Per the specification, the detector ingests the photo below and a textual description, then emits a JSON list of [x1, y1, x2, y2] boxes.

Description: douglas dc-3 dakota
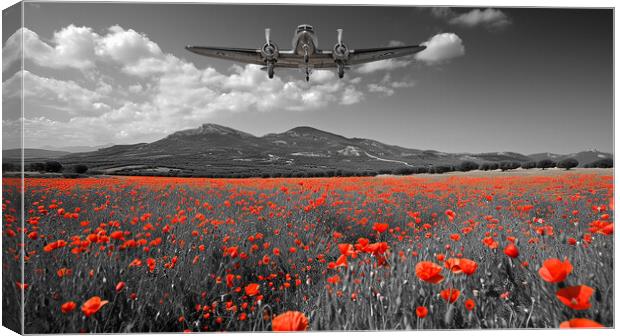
[[186, 24, 426, 81]]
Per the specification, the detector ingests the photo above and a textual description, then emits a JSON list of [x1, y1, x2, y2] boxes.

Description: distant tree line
[[112, 157, 606, 178], [584, 158, 613, 168], [2, 161, 89, 176], [2, 157, 614, 178]]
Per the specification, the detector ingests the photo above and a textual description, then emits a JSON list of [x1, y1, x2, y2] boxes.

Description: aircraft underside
[[186, 25, 425, 82]]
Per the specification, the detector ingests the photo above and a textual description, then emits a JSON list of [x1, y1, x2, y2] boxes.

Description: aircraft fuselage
[[293, 26, 318, 58]]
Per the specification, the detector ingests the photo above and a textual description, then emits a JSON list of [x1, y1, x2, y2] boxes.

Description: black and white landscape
[[4, 123, 613, 177]]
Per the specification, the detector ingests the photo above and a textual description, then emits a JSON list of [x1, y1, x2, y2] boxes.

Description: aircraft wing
[[186, 44, 427, 69], [347, 45, 426, 65], [185, 46, 264, 65]]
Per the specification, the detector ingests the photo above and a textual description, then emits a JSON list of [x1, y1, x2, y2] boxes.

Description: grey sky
[[2, 3, 613, 154]]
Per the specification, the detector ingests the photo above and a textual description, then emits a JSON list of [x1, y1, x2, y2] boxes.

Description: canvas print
[[1, 1, 614, 334]]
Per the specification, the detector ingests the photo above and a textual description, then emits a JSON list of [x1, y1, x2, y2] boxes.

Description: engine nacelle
[[332, 43, 349, 61], [261, 42, 279, 61]]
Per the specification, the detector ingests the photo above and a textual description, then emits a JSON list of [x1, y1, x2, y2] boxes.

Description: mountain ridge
[[3, 123, 613, 176]]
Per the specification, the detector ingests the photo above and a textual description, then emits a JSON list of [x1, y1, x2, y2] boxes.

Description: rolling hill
[[3, 148, 71, 160]]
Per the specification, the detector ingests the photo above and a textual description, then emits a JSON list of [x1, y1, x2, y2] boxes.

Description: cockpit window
[[297, 25, 314, 32]]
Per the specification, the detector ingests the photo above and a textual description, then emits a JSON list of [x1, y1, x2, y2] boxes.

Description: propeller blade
[[265, 28, 271, 44], [337, 28, 343, 45]]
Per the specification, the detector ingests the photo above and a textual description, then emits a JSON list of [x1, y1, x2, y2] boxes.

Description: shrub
[[536, 159, 556, 170], [2, 162, 19, 172], [499, 161, 521, 171], [432, 165, 452, 174], [557, 158, 579, 170], [394, 167, 414, 175], [521, 161, 537, 169], [458, 161, 479, 172], [44, 161, 63, 173], [73, 164, 89, 174], [588, 158, 613, 168], [28, 162, 46, 172], [413, 166, 429, 174]]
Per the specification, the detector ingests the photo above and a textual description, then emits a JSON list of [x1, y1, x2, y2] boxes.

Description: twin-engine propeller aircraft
[[186, 24, 426, 81]]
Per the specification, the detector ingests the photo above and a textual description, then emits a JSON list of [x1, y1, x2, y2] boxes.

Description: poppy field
[[1, 171, 614, 333]]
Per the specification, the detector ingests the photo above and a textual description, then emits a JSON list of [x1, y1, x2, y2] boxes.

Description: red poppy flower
[[43, 239, 67, 252], [459, 258, 478, 275], [445, 209, 456, 221], [338, 243, 354, 256], [147, 258, 156, 272], [464, 298, 475, 311], [245, 283, 260, 296], [363, 242, 389, 255], [334, 254, 348, 268], [225, 246, 239, 258], [110, 231, 125, 240], [128, 258, 142, 267], [225, 274, 235, 288], [81, 296, 109, 317], [327, 275, 340, 284], [372, 223, 389, 233], [556, 285, 594, 310], [559, 318, 603, 328], [538, 258, 573, 283], [355, 238, 370, 251], [415, 261, 444, 284], [57, 268, 72, 278], [445, 258, 477, 275], [272, 311, 309, 331], [416, 306, 428, 318], [445, 258, 463, 273], [503, 244, 519, 258], [440, 288, 461, 303], [61, 301, 77, 313]]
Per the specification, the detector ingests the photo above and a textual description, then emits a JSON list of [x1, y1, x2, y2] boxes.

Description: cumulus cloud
[[430, 7, 511, 30], [2, 29, 21, 71], [366, 73, 414, 96], [391, 80, 415, 88], [3, 71, 112, 123], [2, 26, 99, 71], [430, 7, 454, 19], [449, 9, 511, 29], [367, 83, 395, 96], [355, 33, 465, 74], [95, 25, 163, 64], [415, 33, 465, 64], [356, 58, 412, 74], [341, 86, 364, 105]]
